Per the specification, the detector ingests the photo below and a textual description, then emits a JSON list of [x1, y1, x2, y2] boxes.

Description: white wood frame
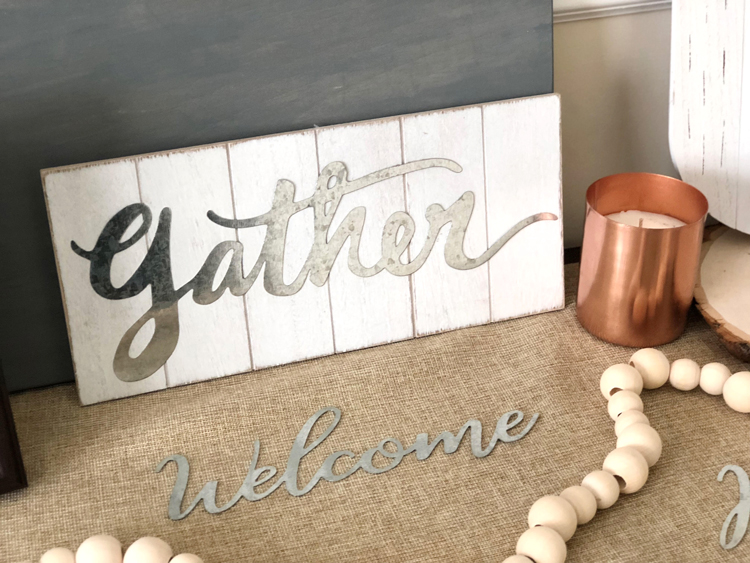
[[43, 94, 564, 405]]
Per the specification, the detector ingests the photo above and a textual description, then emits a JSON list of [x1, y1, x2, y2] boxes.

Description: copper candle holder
[[577, 173, 709, 347]]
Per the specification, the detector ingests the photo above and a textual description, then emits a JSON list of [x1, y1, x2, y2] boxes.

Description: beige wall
[[555, 9, 676, 247]]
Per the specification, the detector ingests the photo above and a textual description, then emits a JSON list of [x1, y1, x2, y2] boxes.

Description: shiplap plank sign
[[43, 94, 564, 405]]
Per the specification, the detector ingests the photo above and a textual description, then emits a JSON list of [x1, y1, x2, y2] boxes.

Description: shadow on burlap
[[1, 265, 749, 562]]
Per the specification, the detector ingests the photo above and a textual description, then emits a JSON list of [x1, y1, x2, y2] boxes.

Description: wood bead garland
[[500, 557, 535, 563], [500, 349, 750, 562], [527, 495, 578, 541], [669, 358, 701, 391], [75, 535, 122, 563], [39, 548, 75, 563], [170, 556, 205, 563], [614, 409, 649, 437], [40, 536, 203, 563], [559, 486, 597, 525], [123, 537, 173, 563], [700, 363, 732, 395], [602, 447, 649, 494], [515, 526, 567, 563], [581, 470, 620, 509], [600, 364, 643, 399], [616, 422, 662, 467], [723, 371, 750, 413], [629, 348, 670, 389], [607, 390, 644, 420]]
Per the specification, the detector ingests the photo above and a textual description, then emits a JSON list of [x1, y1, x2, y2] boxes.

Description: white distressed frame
[[669, 0, 750, 234]]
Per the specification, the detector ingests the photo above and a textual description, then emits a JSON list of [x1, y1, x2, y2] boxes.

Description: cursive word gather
[[156, 407, 539, 520], [71, 159, 558, 383], [718, 465, 750, 549]]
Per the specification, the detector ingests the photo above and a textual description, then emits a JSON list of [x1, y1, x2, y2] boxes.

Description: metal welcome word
[[156, 407, 539, 520], [71, 159, 557, 384], [719, 465, 750, 549]]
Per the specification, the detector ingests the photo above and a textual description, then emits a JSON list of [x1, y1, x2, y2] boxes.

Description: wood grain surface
[[230, 132, 336, 370], [695, 226, 750, 363], [317, 120, 414, 352]]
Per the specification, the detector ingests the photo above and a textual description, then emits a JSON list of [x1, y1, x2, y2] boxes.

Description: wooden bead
[[629, 348, 670, 389], [170, 556, 204, 563], [607, 390, 644, 420], [616, 422, 662, 466], [700, 362, 732, 395], [527, 495, 578, 541], [40, 548, 75, 563], [581, 470, 620, 509], [501, 556, 535, 563], [600, 364, 643, 399], [669, 358, 701, 391], [76, 535, 122, 563], [560, 485, 597, 525], [723, 371, 750, 413], [614, 409, 650, 437], [516, 526, 567, 563], [602, 447, 649, 494], [123, 537, 173, 563]]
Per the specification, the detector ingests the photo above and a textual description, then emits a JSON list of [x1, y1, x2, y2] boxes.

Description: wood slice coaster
[[695, 226, 750, 362]]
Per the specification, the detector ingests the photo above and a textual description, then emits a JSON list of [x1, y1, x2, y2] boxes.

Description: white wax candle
[[605, 210, 686, 229]]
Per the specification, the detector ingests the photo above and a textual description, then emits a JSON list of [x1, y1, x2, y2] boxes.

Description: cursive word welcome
[[156, 407, 539, 520], [718, 465, 750, 549], [71, 159, 557, 383]]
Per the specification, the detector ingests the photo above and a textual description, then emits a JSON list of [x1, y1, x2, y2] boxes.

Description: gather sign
[[71, 159, 556, 384], [43, 94, 564, 405]]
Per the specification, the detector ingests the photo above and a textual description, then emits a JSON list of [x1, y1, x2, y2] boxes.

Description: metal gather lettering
[[71, 159, 558, 383]]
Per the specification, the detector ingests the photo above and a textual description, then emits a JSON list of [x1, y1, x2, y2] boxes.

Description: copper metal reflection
[[577, 173, 708, 347]]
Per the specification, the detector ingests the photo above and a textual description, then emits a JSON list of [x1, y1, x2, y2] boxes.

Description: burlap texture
[[1, 264, 749, 562]]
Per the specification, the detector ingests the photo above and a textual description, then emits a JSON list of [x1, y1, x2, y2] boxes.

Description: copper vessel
[[577, 173, 708, 347]]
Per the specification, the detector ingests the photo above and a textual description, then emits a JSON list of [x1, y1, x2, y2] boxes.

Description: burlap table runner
[[2, 265, 748, 562]]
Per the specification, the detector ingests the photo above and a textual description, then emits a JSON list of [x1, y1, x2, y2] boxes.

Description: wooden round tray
[[694, 226, 750, 363]]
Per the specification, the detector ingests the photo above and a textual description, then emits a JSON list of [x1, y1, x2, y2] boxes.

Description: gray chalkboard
[[0, 0, 552, 392]]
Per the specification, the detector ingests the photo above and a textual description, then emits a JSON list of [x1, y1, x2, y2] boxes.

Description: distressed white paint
[[43, 161, 168, 405], [403, 106, 491, 335], [483, 96, 564, 320], [738, 0, 750, 233], [669, 0, 750, 234], [43, 94, 564, 404], [316, 120, 414, 351], [137, 148, 252, 386], [229, 132, 335, 368]]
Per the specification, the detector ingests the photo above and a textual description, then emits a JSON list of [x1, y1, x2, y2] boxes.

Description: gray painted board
[[0, 0, 552, 391]]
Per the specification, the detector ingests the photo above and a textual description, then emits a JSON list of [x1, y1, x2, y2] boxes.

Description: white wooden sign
[[43, 94, 564, 405], [669, 0, 750, 234]]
